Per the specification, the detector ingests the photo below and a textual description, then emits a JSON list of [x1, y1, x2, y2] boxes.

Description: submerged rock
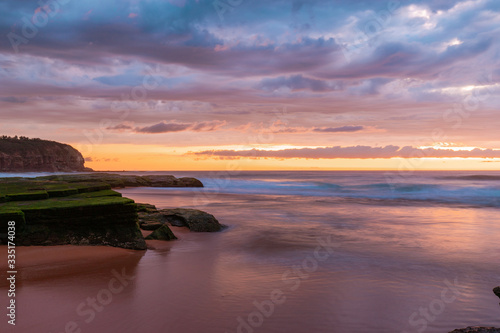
[[449, 327, 500, 333], [160, 208, 224, 232], [493, 286, 500, 299], [145, 225, 177, 241]]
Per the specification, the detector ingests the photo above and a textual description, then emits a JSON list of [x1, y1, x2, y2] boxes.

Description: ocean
[[2, 170, 500, 332]]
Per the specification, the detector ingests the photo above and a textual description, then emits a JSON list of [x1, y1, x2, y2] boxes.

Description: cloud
[[313, 125, 364, 133], [348, 78, 393, 96], [135, 122, 191, 133], [0, 96, 27, 103], [234, 124, 367, 134], [321, 38, 492, 81], [192, 146, 500, 159], [190, 120, 226, 131], [94, 74, 147, 87], [271, 127, 307, 133], [106, 124, 134, 131], [133, 120, 226, 134], [258, 75, 335, 92]]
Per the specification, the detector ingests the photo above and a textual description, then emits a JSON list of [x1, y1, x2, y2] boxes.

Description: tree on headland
[[1, 135, 42, 141]]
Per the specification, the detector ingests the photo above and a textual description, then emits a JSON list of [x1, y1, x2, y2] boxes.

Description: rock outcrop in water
[[137, 204, 224, 234], [493, 286, 500, 299], [0, 136, 92, 172], [161, 208, 224, 232], [145, 225, 177, 241]]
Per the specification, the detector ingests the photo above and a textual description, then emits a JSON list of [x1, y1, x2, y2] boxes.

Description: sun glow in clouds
[[431, 83, 499, 95], [448, 38, 463, 47], [407, 5, 431, 19]]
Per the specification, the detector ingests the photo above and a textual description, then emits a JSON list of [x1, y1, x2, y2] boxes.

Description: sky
[[1, 0, 500, 171]]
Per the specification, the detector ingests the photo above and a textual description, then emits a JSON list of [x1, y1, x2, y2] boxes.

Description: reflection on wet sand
[[0, 245, 145, 333], [0, 245, 145, 285]]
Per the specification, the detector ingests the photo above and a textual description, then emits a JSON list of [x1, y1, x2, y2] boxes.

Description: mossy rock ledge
[[0, 174, 205, 249]]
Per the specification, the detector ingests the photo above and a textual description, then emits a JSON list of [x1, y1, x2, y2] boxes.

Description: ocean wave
[[439, 175, 500, 181], [198, 177, 500, 208]]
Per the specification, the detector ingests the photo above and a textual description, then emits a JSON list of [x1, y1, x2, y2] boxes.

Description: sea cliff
[[0, 136, 91, 172]]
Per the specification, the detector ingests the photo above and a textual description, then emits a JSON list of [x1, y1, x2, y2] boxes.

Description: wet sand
[[0, 245, 143, 286], [0, 226, 190, 286]]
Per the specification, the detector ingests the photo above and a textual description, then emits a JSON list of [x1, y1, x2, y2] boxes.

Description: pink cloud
[[192, 146, 500, 159]]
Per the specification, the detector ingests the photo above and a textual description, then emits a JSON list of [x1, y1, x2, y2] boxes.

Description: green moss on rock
[[0, 178, 146, 249], [6, 191, 49, 201], [0, 173, 205, 249], [145, 224, 177, 241], [0, 209, 26, 245]]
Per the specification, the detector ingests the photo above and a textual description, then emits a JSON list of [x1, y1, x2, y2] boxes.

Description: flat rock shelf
[[0, 173, 205, 249]]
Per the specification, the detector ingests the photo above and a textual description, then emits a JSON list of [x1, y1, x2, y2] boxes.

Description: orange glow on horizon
[[79, 144, 500, 171]]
